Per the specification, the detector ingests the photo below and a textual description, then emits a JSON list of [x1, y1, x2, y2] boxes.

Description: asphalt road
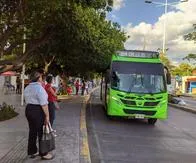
[[87, 89, 196, 163]]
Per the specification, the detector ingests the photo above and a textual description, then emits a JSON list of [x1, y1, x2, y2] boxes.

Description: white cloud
[[124, 0, 196, 64], [111, 14, 117, 20], [113, 0, 125, 10]]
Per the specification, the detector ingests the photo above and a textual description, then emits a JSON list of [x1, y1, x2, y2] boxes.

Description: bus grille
[[121, 99, 159, 107], [123, 109, 156, 116], [144, 102, 159, 107], [120, 99, 136, 105]]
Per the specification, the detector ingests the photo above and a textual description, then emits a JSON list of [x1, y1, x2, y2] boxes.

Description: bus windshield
[[111, 61, 166, 94]]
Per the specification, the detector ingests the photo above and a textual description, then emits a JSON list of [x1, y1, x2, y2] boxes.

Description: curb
[[180, 94, 196, 99], [57, 95, 72, 100], [169, 103, 196, 114], [79, 87, 99, 163]]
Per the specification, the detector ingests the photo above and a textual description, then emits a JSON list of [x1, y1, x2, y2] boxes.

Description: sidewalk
[[169, 103, 196, 114], [0, 93, 27, 162], [181, 93, 196, 99], [0, 92, 88, 163]]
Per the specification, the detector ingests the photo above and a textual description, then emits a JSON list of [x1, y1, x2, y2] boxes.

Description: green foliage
[[183, 53, 196, 65], [159, 53, 175, 73], [25, 2, 126, 75], [0, 0, 126, 76], [184, 24, 196, 42], [160, 54, 171, 68], [172, 63, 194, 76], [184, 24, 196, 66], [0, 102, 18, 121]]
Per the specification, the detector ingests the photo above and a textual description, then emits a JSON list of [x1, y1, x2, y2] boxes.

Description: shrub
[[0, 102, 18, 121]]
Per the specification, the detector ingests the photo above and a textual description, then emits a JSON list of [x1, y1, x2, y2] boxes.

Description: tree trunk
[[43, 56, 55, 73], [44, 63, 49, 73]]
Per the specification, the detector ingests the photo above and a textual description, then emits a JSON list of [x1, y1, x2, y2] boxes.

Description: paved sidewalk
[[0, 93, 86, 163], [0, 93, 27, 162], [181, 93, 196, 98]]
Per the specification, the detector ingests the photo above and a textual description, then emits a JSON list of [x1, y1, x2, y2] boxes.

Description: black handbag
[[40, 123, 55, 154]]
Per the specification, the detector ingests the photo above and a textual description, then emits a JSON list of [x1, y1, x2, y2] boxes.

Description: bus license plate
[[135, 114, 145, 119]]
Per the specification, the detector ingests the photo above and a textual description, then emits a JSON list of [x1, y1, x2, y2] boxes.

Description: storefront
[[182, 76, 196, 94], [187, 78, 196, 94]]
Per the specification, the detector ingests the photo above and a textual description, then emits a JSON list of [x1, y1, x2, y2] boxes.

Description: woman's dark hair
[[46, 75, 53, 84], [30, 72, 41, 82]]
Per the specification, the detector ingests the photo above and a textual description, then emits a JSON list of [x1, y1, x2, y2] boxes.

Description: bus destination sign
[[116, 50, 159, 58]]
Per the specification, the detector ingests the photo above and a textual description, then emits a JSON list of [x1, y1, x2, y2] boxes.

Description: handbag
[[40, 123, 55, 154]]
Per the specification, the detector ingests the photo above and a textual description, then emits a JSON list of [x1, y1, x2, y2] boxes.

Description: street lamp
[[145, 0, 188, 54]]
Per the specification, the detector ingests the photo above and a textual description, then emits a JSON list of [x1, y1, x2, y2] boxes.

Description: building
[[182, 76, 196, 94]]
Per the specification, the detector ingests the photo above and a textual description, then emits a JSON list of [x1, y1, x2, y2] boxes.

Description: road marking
[[80, 87, 98, 163], [89, 96, 105, 163], [80, 96, 91, 163]]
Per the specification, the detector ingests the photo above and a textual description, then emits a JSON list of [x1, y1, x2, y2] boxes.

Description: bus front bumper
[[107, 98, 168, 120]]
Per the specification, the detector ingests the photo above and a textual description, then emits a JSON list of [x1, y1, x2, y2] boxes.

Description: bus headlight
[[159, 100, 167, 108], [111, 96, 122, 105]]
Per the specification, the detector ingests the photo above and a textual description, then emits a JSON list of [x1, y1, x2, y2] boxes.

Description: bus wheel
[[107, 115, 116, 120], [148, 118, 157, 125], [106, 112, 115, 120]]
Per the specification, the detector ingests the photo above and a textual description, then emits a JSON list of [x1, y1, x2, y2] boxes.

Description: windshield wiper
[[147, 91, 154, 96]]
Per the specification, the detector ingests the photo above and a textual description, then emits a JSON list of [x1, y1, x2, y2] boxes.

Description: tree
[[184, 24, 196, 65], [24, 2, 126, 76], [184, 24, 196, 43], [183, 53, 196, 65], [0, 0, 59, 73], [0, 0, 116, 73], [172, 63, 193, 76], [159, 52, 175, 72]]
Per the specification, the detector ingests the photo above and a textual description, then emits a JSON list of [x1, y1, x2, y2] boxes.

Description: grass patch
[[0, 102, 18, 121]]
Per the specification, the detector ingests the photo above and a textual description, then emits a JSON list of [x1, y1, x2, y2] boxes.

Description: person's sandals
[[41, 153, 55, 160], [52, 130, 57, 137], [29, 152, 39, 158]]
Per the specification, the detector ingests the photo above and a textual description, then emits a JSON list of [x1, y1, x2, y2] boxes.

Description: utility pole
[[162, 0, 168, 54], [145, 0, 188, 54], [21, 28, 26, 106], [143, 35, 147, 50]]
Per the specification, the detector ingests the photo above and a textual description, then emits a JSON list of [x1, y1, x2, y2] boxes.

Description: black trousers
[[76, 87, 79, 95], [25, 104, 46, 156], [81, 88, 85, 96], [48, 102, 56, 126]]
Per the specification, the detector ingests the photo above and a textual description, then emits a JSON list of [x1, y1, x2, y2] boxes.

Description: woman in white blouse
[[24, 71, 54, 160]]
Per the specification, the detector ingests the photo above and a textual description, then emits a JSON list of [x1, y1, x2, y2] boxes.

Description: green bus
[[101, 50, 171, 125]]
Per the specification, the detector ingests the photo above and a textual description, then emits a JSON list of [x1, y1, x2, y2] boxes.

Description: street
[[87, 89, 196, 163]]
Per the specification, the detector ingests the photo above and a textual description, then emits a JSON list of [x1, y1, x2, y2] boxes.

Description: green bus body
[[101, 50, 169, 122]]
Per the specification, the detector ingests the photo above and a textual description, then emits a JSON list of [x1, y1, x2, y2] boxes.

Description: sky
[[108, 0, 196, 65]]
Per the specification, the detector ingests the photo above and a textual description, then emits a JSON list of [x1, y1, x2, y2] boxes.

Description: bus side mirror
[[105, 69, 110, 83], [166, 72, 171, 85], [164, 66, 171, 85]]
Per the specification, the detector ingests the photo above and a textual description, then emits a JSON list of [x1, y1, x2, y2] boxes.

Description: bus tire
[[107, 115, 116, 120], [148, 118, 157, 125], [106, 109, 115, 120]]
